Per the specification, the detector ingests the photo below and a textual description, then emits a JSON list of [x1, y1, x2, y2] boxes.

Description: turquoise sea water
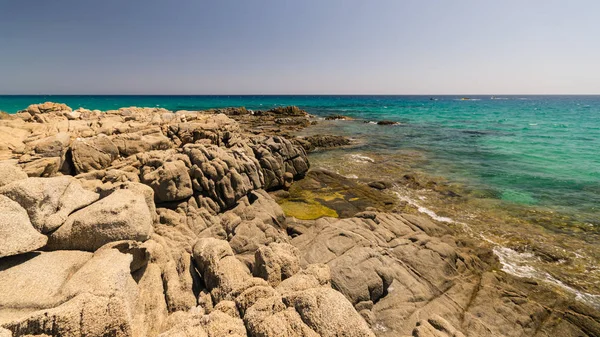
[[2, 95, 599, 226]]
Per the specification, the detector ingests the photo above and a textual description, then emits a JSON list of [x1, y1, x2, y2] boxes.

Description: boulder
[[19, 156, 62, 177], [110, 129, 172, 157], [282, 287, 375, 337], [47, 189, 153, 251], [0, 195, 47, 258], [253, 242, 301, 287], [0, 161, 27, 187], [141, 160, 193, 202], [28, 132, 71, 158], [0, 176, 99, 233], [3, 293, 134, 337], [0, 247, 139, 337], [192, 238, 252, 302], [250, 136, 309, 190], [20, 102, 72, 115], [185, 144, 263, 211], [71, 134, 119, 174], [298, 134, 351, 152]]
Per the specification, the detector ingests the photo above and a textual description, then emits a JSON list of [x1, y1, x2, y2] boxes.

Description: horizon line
[[1, 93, 600, 96]]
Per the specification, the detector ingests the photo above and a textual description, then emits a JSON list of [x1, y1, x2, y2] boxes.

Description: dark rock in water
[[377, 120, 399, 125], [296, 134, 351, 152], [211, 107, 250, 116], [367, 181, 390, 190], [325, 114, 353, 120]]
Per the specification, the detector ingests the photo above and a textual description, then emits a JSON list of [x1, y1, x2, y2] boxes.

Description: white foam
[[494, 246, 600, 309], [393, 191, 460, 225], [350, 154, 375, 163]]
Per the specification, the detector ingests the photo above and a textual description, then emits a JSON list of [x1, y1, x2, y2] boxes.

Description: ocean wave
[[350, 154, 375, 163]]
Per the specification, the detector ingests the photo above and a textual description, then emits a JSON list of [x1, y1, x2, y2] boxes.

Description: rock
[[3, 293, 134, 337], [277, 264, 331, 294], [243, 296, 320, 337], [110, 129, 172, 157], [71, 134, 119, 174], [141, 159, 193, 202], [159, 310, 247, 337], [376, 120, 399, 125], [20, 102, 72, 115], [0, 176, 99, 233], [0, 161, 27, 187], [409, 315, 465, 337], [28, 132, 71, 159], [250, 136, 309, 190], [192, 238, 252, 302], [19, 157, 61, 177], [282, 287, 375, 337], [253, 243, 301, 287], [0, 195, 47, 258], [47, 189, 153, 251], [324, 115, 353, 120], [219, 190, 289, 262], [367, 180, 390, 190], [0, 248, 138, 336], [267, 106, 306, 116], [298, 134, 351, 152], [185, 144, 263, 211]]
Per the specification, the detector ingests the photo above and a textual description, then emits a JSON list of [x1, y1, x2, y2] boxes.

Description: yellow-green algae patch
[[278, 189, 341, 220], [278, 200, 338, 220]]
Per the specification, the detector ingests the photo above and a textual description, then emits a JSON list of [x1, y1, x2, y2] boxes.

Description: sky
[[0, 0, 599, 95]]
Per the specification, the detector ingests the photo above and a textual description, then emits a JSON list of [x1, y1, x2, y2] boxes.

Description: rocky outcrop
[[0, 102, 598, 337]]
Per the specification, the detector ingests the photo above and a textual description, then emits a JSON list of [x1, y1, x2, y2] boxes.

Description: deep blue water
[[1, 95, 599, 225]]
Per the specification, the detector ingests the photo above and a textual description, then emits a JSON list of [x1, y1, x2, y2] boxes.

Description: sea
[[2, 95, 599, 306]]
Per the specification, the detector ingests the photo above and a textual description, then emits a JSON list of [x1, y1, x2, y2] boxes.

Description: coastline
[[0, 102, 598, 336], [294, 118, 600, 306]]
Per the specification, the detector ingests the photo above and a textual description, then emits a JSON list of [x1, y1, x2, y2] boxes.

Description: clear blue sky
[[1, 0, 599, 94]]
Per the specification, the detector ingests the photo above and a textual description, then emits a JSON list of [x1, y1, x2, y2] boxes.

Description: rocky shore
[[0, 102, 599, 337]]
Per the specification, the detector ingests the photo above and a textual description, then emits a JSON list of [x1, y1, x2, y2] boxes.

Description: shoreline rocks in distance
[[0, 102, 597, 337]]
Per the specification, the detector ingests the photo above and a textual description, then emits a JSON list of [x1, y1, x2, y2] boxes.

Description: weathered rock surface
[[71, 134, 119, 173], [297, 134, 351, 152], [47, 189, 153, 251], [0, 176, 99, 233], [0, 195, 47, 258], [0, 161, 28, 187]]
